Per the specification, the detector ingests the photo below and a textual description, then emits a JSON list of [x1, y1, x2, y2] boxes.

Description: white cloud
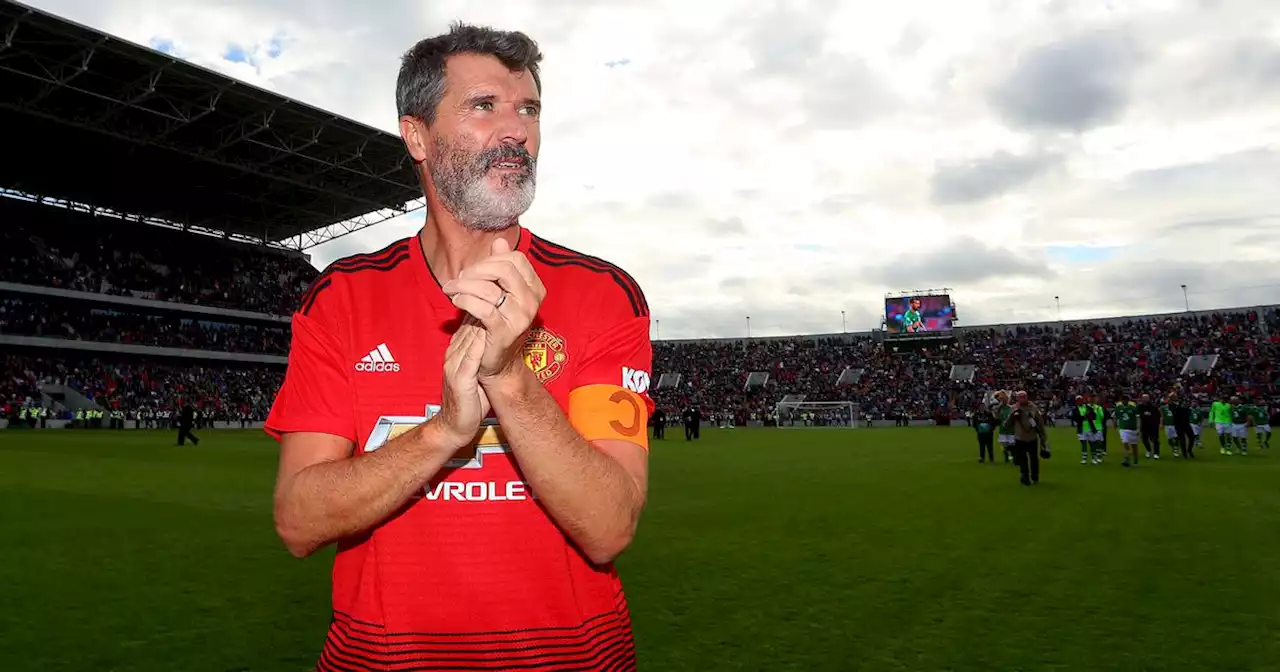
[[26, 0, 1280, 337]]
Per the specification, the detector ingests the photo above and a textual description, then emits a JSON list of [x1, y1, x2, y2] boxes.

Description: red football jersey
[[266, 226, 653, 670]]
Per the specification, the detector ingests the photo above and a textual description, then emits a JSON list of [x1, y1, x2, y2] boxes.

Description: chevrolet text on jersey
[[424, 480, 536, 501], [355, 343, 400, 372], [623, 366, 650, 394]]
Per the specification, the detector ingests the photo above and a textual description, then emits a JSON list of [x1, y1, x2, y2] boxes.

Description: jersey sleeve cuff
[[263, 419, 357, 444]]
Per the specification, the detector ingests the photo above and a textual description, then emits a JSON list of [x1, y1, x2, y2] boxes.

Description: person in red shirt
[[265, 23, 653, 671]]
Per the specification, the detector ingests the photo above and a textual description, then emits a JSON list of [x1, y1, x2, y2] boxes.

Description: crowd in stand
[[1, 356, 45, 414], [2, 354, 281, 422], [0, 298, 289, 355], [5, 305, 1276, 427], [1, 197, 316, 315], [1, 199, 1275, 427], [4, 304, 1277, 425], [650, 308, 1280, 425]]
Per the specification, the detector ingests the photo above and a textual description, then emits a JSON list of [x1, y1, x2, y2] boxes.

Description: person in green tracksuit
[[1210, 395, 1233, 455], [1229, 396, 1250, 455], [1250, 402, 1271, 449], [1113, 395, 1141, 468], [1091, 395, 1108, 459], [1190, 406, 1206, 448], [1157, 401, 1172, 458], [1070, 394, 1104, 464], [1162, 401, 1177, 458], [993, 391, 1015, 463]]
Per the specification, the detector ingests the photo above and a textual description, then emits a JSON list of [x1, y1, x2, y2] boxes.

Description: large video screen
[[885, 294, 955, 335]]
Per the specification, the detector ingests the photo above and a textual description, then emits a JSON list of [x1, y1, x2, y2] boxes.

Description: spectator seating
[[1, 196, 316, 316], [1, 206, 1274, 429], [652, 307, 1280, 424]]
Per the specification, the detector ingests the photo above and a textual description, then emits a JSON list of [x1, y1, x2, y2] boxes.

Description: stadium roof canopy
[[0, 0, 424, 250]]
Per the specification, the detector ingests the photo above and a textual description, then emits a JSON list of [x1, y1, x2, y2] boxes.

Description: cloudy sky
[[26, 0, 1280, 338]]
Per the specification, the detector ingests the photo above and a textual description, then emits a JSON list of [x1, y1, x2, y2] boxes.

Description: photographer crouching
[[1002, 390, 1050, 486]]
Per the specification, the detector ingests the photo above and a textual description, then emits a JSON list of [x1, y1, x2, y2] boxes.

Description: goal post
[[774, 400, 858, 427]]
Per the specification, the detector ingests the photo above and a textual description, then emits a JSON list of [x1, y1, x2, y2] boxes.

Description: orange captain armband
[[568, 384, 650, 450]]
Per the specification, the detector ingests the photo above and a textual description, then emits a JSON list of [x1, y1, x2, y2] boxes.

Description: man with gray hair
[[1004, 390, 1049, 486], [266, 23, 652, 669]]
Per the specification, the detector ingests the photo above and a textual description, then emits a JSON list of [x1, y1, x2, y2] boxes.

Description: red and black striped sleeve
[[264, 240, 412, 442], [528, 236, 654, 447]]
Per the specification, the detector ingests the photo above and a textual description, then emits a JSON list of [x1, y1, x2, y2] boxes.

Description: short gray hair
[[396, 22, 543, 125]]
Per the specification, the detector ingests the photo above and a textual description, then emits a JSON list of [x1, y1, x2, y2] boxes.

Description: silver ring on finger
[[495, 292, 509, 309]]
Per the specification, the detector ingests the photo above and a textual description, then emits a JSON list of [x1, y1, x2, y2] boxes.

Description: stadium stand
[[650, 307, 1280, 427], [0, 296, 290, 354], [0, 0, 420, 429], [1, 198, 318, 315], [1, 2, 1276, 435]]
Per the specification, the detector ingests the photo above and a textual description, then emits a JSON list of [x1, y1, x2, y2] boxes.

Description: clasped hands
[[436, 238, 547, 446]]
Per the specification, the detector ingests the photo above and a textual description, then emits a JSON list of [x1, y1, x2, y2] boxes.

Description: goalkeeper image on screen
[[903, 298, 926, 333]]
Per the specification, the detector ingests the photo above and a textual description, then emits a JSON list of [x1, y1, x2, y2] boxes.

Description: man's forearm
[[485, 368, 644, 565], [274, 420, 460, 557]]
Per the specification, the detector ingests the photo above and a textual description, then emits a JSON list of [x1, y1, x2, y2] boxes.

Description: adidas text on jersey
[[356, 343, 400, 372]]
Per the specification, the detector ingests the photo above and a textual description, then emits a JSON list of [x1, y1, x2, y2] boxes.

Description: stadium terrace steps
[[39, 383, 99, 412]]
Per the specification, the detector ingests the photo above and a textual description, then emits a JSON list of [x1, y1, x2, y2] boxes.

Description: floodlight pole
[[1181, 284, 1189, 312], [841, 310, 846, 333], [746, 316, 751, 339], [655, 319, 660, 340], [1055, 295, 1061, 321]]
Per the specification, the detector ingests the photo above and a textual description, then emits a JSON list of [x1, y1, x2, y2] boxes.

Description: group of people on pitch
[[978, 390, 1274, 477], [1068, 392, 1272, 466], [974, 390, 1051, 486]]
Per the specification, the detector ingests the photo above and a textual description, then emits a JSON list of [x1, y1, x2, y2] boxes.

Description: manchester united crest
[[523, 327, 568, 384]]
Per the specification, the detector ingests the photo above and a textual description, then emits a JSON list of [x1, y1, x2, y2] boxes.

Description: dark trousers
[[654, 423, 665, 439], [177, 426, 199, 446], [1013, 439, 1040, 483], [684, 423, 699, 440], [1141, 430, 1159, 455], [977, 433, 994, 461], [1175, 425, 1195, 457]]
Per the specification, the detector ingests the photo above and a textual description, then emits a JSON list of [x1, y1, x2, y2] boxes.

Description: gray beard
[[428, 137, 537, 231]]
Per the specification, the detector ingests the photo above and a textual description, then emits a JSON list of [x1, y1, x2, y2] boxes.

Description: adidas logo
[[356, 343, 400, 372]]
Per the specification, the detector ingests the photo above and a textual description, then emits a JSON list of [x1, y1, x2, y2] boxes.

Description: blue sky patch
[[1046, 245, 1119, 264], [222, 35, 286, 70], [223, 44, 251, 64], [149, 38, 176, 55]]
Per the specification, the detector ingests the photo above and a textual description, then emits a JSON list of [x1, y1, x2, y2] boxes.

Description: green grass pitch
[[1, 425, 1278, 671]]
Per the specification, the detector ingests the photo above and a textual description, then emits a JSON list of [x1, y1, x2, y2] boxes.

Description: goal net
[[774, 400, 857, 427]]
